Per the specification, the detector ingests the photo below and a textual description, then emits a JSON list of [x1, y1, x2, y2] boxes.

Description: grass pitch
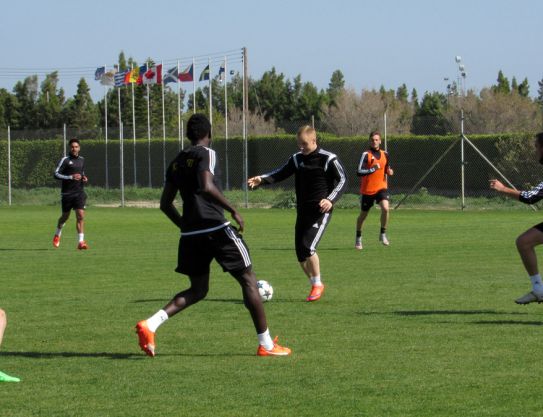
[[1, 206, 542, 416]]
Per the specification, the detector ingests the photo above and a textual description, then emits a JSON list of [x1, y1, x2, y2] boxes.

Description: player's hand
[[386, 167, 394, 176], [82, 176, 88, 183], [72, 173, 82, 181], [232, 210, 245, 233], [374, 163, 381, 170], [489, 179, 505, 192], [247, 176, 262, 189], [319, 199, 333, 213]]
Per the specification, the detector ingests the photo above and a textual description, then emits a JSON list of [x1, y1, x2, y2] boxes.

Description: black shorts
[[61, 192, 87, 212], [295, 211, 332, 262], [533, 223, 543, 233], [176, 225, 252, 276], [360, 189, 389, 212]]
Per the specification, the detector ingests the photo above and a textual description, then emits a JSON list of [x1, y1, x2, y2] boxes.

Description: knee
[[0, 309, 6, 324], [76, 213, 84, 221], [191, 283, 209, 301], [516, 235, 531, 251]]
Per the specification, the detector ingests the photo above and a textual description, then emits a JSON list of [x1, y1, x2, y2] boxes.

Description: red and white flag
[[142, 64, 162, 84]]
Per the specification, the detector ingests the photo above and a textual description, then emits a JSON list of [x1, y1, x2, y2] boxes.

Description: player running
[[0, 308, 20, 382], [135, 114, 290, 357], [247, 126, 347, 302], [490, 132, 543, 305], [52, 138, 89, 250], [355, 131, 393, 250]]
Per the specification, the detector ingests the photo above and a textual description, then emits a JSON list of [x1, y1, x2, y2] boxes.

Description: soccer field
[[1, 206, 543, 416]]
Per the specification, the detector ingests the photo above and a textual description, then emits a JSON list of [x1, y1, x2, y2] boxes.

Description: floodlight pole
[[7, 126, 12, 206], [242, 47, 249, 209], [461, 109, 466, 210]]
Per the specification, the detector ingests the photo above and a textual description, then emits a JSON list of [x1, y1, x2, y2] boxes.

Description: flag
[[136, 65, 146, 85], [143, 64, 162, 85], [126, 67, 140, 84], [114, 70, 129, 87], [100, 70, 116, 86], [178, 64, 193, 82], [218, 64, 225, 82], [95, 66, 105, 81], [199, 65, 210, 81], [163, 66, 178, 84]]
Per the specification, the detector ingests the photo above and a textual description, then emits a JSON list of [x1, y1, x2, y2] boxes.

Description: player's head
[[535, 132, 543, 164], [369, 131, 381, 150], [297, 125, 317, 155], [187, 114, 212, 145], [69, 138, 80, 157]]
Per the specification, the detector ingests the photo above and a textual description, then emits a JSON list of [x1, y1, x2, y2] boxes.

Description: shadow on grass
[[0, 248, 49, 251], [0, 351, 254, 359], [394, 310, 528, 316], [471, 320, 543, 326]]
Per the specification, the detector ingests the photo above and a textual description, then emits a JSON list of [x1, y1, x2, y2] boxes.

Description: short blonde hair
[[297, 125, 317, 140]]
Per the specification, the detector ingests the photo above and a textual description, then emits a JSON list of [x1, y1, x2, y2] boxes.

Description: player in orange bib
[[355, 131, 393, 249]]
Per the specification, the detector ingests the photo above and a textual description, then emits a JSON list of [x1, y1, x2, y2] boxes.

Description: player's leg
[[378, 195, 390, 246], [53, 207, 70, 248], [75, 192, 88, 249], [0, 309, 20, 382], [355, 195, 372, 249], [514, 225, 543, 304]]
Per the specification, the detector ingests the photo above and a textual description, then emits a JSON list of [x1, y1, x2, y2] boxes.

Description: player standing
[[135, 114, 290, 357], [490, 132, 543, 304], [0, 308, 20, 382], [355, 131, 393, 250], [52, 138, 88, 250], [247, 126, 347, 302]]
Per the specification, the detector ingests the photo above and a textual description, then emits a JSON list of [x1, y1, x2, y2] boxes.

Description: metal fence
[[1, 112, 541, 210]]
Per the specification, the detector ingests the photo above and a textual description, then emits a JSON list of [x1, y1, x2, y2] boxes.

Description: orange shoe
[[52, 235, 60, 248], [257, 336, 291, 356], [306, 284, 324, 302], [135, 320, 156, 357], [77, 241, 88, 250]]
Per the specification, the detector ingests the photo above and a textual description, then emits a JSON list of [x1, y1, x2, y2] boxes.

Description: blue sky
[[1, 0, 541, 100]]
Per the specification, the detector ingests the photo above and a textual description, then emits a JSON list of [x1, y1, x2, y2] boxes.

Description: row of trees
[[1, 51, 542, 135]]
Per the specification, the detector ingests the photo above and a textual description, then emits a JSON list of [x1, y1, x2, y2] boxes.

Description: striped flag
[[178, 64, 193, 82], [114, 70, 129, 87], [199, 65, 210, 81]]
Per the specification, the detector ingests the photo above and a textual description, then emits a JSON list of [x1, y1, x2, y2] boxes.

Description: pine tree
[[327, 70, 345, 107], [511, 77, 518, 93], [65, 78, 97, 129], [493, 70, 511, 94], [36, 72, 64, 128], [396, 84, 408, 102], [537, 76, 543, 107], [518, 77, 530, 97]]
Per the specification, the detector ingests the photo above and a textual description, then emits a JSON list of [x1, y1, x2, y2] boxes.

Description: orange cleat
[[256, 336, 291, 356], [77, 241, 88, 250], [52, 235, 61, 248], [135, 320, 156, 357], [306, 284, 325, 302]]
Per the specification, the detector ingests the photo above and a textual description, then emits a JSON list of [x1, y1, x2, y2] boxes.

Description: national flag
[[178, 64, 193, 82], [218, 64, 225, 82], [143, 64, 162, 85], [125, 67, 140, 84], [95, 66, 105, 81], [163, 66, 178, 84], [136, 65, 146, 85], [100, 70, 116, 86], [114, 70, 129, 87], [199, 65, 210, 81]]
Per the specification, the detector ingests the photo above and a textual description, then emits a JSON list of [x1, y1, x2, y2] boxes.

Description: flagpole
[[224, 56, 229, 190], [104, 64, 109, 189], [192, 57, 196, 113], [242, 47, 248, 208], [161, 60, 166, 180], [120, 122, 125, 207], [117, 85, 123, 195], [208, 57, 212, 126], [131, 63, 137, 187], [146, 62, 152, 187], [177, 60, 181, 151]]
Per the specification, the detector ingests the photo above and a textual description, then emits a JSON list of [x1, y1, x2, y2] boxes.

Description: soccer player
[[490, 132, 543, 304], [135, 114, 290, 357], [0, 308, 20, 382], [247, 126, 347, 302], [355, 131, 394, 250], [52, 138, 89, 250]]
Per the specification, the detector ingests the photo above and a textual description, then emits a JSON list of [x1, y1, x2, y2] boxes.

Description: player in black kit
[[52, 138, 88, 250], [135, 114, 291, 357], [248, 126, 347, 302]]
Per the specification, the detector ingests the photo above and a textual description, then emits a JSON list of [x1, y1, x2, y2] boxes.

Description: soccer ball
[[257, 280, 274, 302]]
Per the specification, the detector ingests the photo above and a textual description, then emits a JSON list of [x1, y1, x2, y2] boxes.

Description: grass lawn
[[1, 206, 542, 416]]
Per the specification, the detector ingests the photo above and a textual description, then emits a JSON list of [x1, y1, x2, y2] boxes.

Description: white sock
[[310, 275, 322, 286], [78, 233, 84, 242], [146, 309, 168, 333], [55, 227, 63, 237], [530, 274, 543, 294], [258, 328, 274, 350]]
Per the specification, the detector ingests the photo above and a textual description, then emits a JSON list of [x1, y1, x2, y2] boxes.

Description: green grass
[[1, 207, 543, 416]]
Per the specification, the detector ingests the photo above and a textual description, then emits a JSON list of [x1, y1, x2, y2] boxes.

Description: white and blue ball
[[257, 280, 274, 302]]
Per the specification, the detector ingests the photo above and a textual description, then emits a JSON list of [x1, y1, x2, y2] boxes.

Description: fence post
[[383, 111, 388, 152], [460, 110, 465, 210], [120, 122, 125, 208], [63, 124, 67, 157], [7, 126, 12, 206]]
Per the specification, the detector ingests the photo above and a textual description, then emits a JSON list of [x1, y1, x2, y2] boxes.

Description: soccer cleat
[[306, 284, 325, 302], [515, 291, 543, 305], [52, 235, 60, 248], [0, 370, 20, 382], [256, 336, 291, 356], [355, 237, 363, 250], [77, 241, 88, 250], [380, 233, 390, 246], [135, 320, 156, 357]]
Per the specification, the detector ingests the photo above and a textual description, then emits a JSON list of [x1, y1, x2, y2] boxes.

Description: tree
[[327, 70, 345, 107], [251, 67, 288, 120], [412, 92, 449, 134], [65, 78, 97, 129], [36, 71, 64, 128], [511, 77, 518, 93], [537, 76, 543, 107], [396, 84, 408, 102], [13, 75, 38, 128], [411, 88, 419, 110], [518, 77, 530, 98], [493, 70, 511, 95]]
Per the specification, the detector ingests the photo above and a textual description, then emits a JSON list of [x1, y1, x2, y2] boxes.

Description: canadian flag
[[142, 64, 162, 84]]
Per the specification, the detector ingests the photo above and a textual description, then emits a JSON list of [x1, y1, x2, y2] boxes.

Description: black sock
[[356, 230, 361, 238], [380, 227, 386, 234]]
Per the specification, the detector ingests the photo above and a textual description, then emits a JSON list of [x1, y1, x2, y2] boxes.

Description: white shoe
[[355, 237, 363, 250], [515, 291, 543, 305], [379, 233, 390, 246]]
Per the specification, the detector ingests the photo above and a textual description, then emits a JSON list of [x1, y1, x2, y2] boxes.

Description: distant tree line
[[1, 51, 542, 136]]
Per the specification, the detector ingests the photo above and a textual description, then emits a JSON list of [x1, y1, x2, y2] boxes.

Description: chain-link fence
[[0, 112, 541, 210]]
